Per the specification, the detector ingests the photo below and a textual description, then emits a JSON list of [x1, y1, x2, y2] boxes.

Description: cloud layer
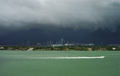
[[0, 0, 120, 31]]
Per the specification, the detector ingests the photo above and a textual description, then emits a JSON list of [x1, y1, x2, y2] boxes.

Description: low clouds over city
[[0, 0, 120, 44]]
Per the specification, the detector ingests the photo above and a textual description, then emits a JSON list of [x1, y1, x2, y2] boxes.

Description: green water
[[0, 51, 120, 76]]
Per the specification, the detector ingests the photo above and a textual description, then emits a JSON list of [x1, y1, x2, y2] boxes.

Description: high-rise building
[[27, 40, 30, 45], [59, 41, 60, 44], [56, 41, 58, 44], [47, 41, 49, 46], [50, 40, 52, 45], [37, 42, 40, 46], [64, 40, 65, 44], [31, 42, 33, 45], [61, 38, 63, 45]]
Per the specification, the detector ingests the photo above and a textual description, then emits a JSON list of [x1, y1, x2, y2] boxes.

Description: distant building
[[27, 48, 34, 51], [81, 43, 94, 46], [65, 43, 75, 46], [47, 41, 49, 46], [108, 44, 120, 46], [37, 42, 40, 46], [8, 47, 13, 50], [27, 40, 30, 45], [88, 48, 92, 51], [64, 40, 65, 44], [59, 41, 60, 44], [52, 44, 63, 47], [112, 48, 116, 50], [61, 38, 64, 45], [0, 47, 4, 50], [99, 48, 106, 51], [50, 40, 52, 46], [56, 41, 58, 44]]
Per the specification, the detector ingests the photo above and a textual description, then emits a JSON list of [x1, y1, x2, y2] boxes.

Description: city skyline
[[0, 37, 119, 46]]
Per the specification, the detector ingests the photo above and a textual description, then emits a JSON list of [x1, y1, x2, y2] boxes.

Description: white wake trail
[[26, 56, 105, 59]]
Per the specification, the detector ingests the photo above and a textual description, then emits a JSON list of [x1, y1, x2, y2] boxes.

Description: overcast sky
[[0, 0, 120, 45]]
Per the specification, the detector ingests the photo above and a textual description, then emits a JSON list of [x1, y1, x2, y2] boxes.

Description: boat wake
[[25, 56, 105, 59]]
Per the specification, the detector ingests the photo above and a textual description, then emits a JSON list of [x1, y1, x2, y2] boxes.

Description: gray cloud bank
[[0, 0, 120, 32]]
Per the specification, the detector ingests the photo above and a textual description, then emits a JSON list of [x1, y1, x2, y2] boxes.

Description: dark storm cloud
[[0, 0, 120, 34]]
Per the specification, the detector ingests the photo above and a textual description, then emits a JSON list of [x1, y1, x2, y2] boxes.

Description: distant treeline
[[0, 45, 120, 51]]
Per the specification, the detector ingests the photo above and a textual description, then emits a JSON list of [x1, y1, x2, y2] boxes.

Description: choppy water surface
[[0, 51, 120, 76]]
